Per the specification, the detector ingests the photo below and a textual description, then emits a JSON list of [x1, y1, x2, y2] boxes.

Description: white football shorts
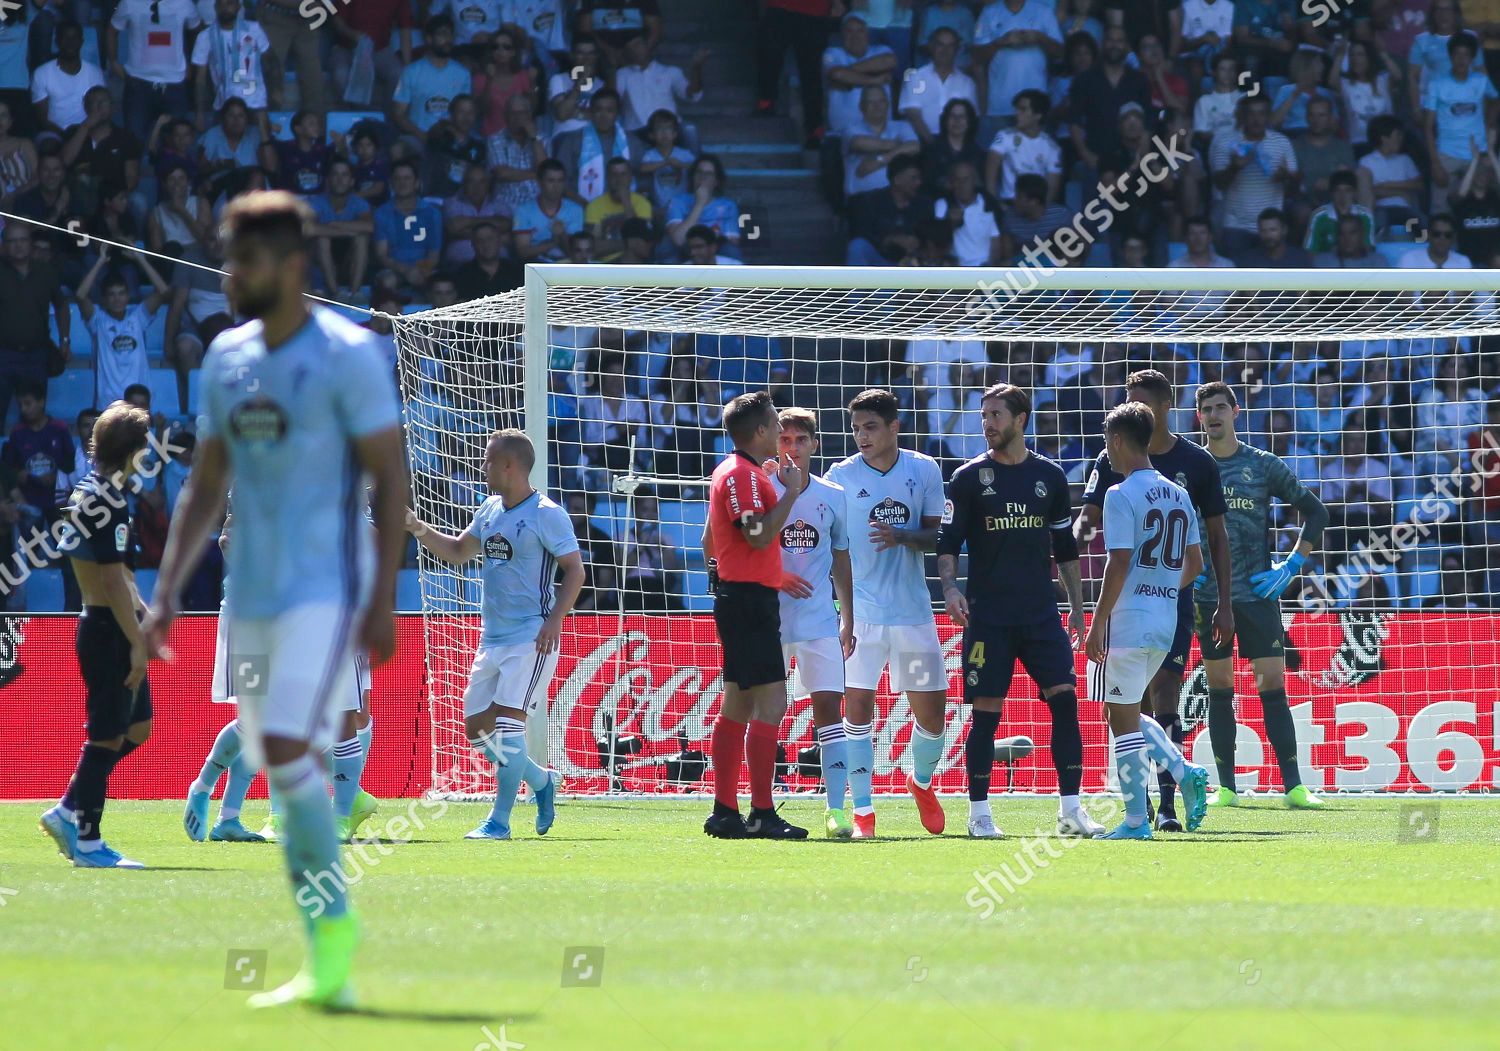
[[462, 641, 559, 719], [783, 636, 845, 698], [844, 619, 946, 695]]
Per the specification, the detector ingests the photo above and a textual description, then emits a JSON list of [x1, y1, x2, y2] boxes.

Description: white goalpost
[[394, 265, 1500, 800]]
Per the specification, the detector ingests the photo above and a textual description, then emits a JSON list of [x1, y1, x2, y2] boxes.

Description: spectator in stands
[[1173, 214, 1234, 266], [1100, 103, 1179, 259], [1357, 114, 1424, 227], [617, 215, 658, 263], [1331, 38, 1400, 150], [30, 20, 104, 137], [2, 377, 74, 542], [554, 88, 630, 202], [615, 32, 705, 133], [189, 0, 271, 136], [665, 153, 740, 257], [473, 27, 535, 138], [329, 0, 412, 110], [1232, 0, 1298, 78], [617, 489, 681, 611], [999, 172, 1074, 263], [1235, 207, 1313, 267], [426, 94, 487, 197], [683, 223, 736, 265], [147, 162, 213, 257], [514, 158, 585, 260], [649, 353, 722, 494], [563, 490, 618, 611], [60, 87, 142, 204], [1138, 32, 1189, 118], [350, 123, 390, 206], [1306, 171, 1376, 253], [1192, 52, 1243, 151], [310, 157, 374, 297], [1315, 213, 1392, 267], [548, 35, 604, 143], [922, 97, 984, 194], [1408, 0, 1478, 112], [257, 0, 327, 115], [1400, 211, 1471, 266], [1453, 146, 1500, 264], [361, 287, 400, 365], [1057, 0, 1104, 44], [432, 0, 502, 48], [159, 427, 193, 519], [426, 271, 460, 308], [164, 240, 231, 413], [823, 11, 897, 135], [566, 226, 597, 263], [88, 183, 144, 288], [76, 246, 170, 408], [454, 219, 522, 299], [843, 84, 919, 197], [198, 98, 262, 189], [1179, 0, 1233, 76], [586, 156, 651, 262], [754, 0, 834, 146], [1271, 49, 1335, 135], [1425, 32, 1497, 210], [575, 350, 648, 492], [1415, 354, 1487, 462], [12, 151, 79, 252], [149, 116, 201, 191], [846, 152, 931, 263], [374, 158, 444, 292], [394, 16, 473, 153], [1050, 31, 1096, 160], [72, 407, 98, 471], [985, 88, 1061, 203], [501, 0, 568, 70], [1423, 553, 1482, 608], [443, 161, 509, 265], [1292, 97, 1354, 222], [0, 100, 38, 208], [1321, 424, 1393, 560], [973, 0, 1062, 128], [899, 26, 977, 146], [579, 0, 662, 69], [934, 159, 1001, 267], [488, 92, 545, 209], [267, 110, 330, 195], [1068, 22, 1149, 173], [1211, 95, 1298, 257], [107, 0, 202, 142], [637, 108, 695, 210]]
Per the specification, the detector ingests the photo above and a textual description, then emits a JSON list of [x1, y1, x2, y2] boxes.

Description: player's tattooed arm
[[937, 553, 968, 626], [1056, 558, 1086, 650]]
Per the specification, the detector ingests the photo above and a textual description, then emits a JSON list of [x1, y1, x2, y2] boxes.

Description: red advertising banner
[[2, 611, 1497, 800]]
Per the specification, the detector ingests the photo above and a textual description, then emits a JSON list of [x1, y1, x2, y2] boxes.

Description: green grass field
[[2, 796, 1497, 1051]]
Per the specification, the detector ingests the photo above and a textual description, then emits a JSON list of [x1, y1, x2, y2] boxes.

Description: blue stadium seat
[[187, 368, 203, 417], [425, 571, 481, 612], [1167, 241, 1187, 262], [1376, 241, 1412, 266], [656, 499, 708, 552], [147, 368, 179, 415], [1400, 543, 1447, 608], [681, 569, 712, 612], [134, 569, 158, 604], [81, 26, 101, 67], [143, 303, 167, 354], [396, 568, 423, 611], [26, 568, 64, 611], [49, 369, 97, 422], [51, 303, 93, 358], [266, 111, 296, 141]]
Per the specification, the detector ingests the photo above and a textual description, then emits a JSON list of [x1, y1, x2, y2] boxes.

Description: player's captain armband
[[941, 499, 954, 525]]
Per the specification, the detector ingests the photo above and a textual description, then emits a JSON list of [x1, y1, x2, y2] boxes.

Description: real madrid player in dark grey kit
[[937, 385, 1102, 839], [1076, 370, 1233, 832], [1195, 381, 1330, 809], [38, 402, 155, 868]]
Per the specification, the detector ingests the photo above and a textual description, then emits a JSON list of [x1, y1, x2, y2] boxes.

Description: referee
[[701, 391, 809, 840], [39, 401, 155, 868]]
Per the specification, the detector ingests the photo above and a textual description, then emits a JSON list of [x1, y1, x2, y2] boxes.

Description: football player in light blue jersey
[[1084, 404, 1212, 840], [405, 429, 585, 841], [146, 192, 409, 1011], [772, 408, 856, 839], [823, 389, 949, 838]]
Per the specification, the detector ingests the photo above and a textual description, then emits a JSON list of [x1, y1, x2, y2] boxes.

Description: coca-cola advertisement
[[3, 611, 1497, 799]]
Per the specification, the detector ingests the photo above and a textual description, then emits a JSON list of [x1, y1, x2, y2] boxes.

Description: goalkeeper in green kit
[[1193, 382, 1331, 809]]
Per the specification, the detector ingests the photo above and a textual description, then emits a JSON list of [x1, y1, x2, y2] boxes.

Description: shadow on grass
[[335, 1007, 539, 1024]]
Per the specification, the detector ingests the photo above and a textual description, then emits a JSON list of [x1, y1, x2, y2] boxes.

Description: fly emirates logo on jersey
[[984, 502, 1046, 531], [1221, 486, 1257, 513]]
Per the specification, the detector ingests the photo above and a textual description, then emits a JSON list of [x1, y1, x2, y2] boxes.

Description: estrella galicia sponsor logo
[[484, 533, 513, 563], [870, 497, 911, 526], [780, 519, 819, 551], [110, 333, 138, 354], [228, 397, 289, 444]]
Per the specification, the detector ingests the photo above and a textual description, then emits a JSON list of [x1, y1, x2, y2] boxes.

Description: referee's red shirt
[[708, 450, 783, 587]]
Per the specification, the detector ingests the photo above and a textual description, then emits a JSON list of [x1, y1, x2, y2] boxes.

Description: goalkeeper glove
[[1249, 551, 1306, 599]]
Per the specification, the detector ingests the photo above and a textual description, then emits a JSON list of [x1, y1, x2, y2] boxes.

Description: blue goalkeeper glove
[[1249, 551, 1306, 599]]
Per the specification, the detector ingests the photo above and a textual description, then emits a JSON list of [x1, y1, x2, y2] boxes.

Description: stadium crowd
[[0, 0, 1496, 611]]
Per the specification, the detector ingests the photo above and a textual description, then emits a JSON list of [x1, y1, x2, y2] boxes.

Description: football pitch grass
[[2, 796, 1496, 1051]]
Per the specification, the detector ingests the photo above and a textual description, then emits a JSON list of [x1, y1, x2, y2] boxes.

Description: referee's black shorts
[[713, 580, 785, 690], [77, 606, 152, 739]]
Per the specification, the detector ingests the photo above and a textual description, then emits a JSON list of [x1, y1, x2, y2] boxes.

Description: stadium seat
[[326, 111, 386, 142], [147, 369, 179, 415], [1376, 241, 1411, 266], [681, 569, 712, 612], [1167, 241, 1187, 262], [25, 568, 64, 611], [51, 303, 93, 358], [266, 110, 296, 141], [81, 26, 101, 66], [1401, 543, 1447, 608], [143, 303, 168, 354], [133, 569, 158, 604], [396, 568, 423, 612], [656, 499, 708, 553], [187, 368, 203, 417], [49, 369, 97, 422]]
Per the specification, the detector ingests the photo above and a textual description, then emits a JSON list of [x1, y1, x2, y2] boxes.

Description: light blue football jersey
[[198, 307, 401, 620], [771, 473, 849, 644], [824, 449, 945, 627], [465, 489, 580, 648], [1102, 468, 1202, 650]]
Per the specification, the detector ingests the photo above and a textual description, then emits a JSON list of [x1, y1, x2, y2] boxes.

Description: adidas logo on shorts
[[1109, 686, 1122, 696]]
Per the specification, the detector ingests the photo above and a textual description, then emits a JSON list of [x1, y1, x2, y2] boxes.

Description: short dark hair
[[591, 87, 621, 109], [778, 407, 818, 438], [888, 153, 923, 181], [1330, 169, 1358, 191], [1104, 402, 1154, 452], [620, 216, 653, 242], [424, 13, 455, 35], [220, 190, 314, 258], [1125, 368, 1173, 403], [92, 401, 152, 477], [490, 427, 535, 470], [685, 223, 717, 246], [724, 390, 776, 445], [981, 383, 1031, 429], [1257, 207, 1286, 225], [848, 388, 899, 424], [123, 383, 151, 403], [1185, 215, 1212, 234], [606, 156, 632, 173], [1195, 380, 1237, 410], [1012, 88, 1050, 118], [1429, 211, 1458, 232], [101, 271, 128, 292], [1449, 30, 1479, 56], [389, 157, 420, 180], [1015, 173, 1047, 203], [1367, 114, 1403, 145], [14, 377, 46, 403], [537, 158, 567, 179]]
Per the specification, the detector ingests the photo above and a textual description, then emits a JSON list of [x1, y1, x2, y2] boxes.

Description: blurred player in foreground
[[405, 429, 583, 840], [1084, 404, 1212, 840], [146, 191, 408, 1011], [937, 385, 1101, 839], [1195, 381, 1329, 808]]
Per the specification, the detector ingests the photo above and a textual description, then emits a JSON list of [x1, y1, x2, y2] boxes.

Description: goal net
[[394, 266, 1500, 799]]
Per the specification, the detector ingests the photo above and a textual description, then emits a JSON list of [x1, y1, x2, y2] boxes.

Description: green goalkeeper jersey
[[1197, 441, 1328, 605]]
